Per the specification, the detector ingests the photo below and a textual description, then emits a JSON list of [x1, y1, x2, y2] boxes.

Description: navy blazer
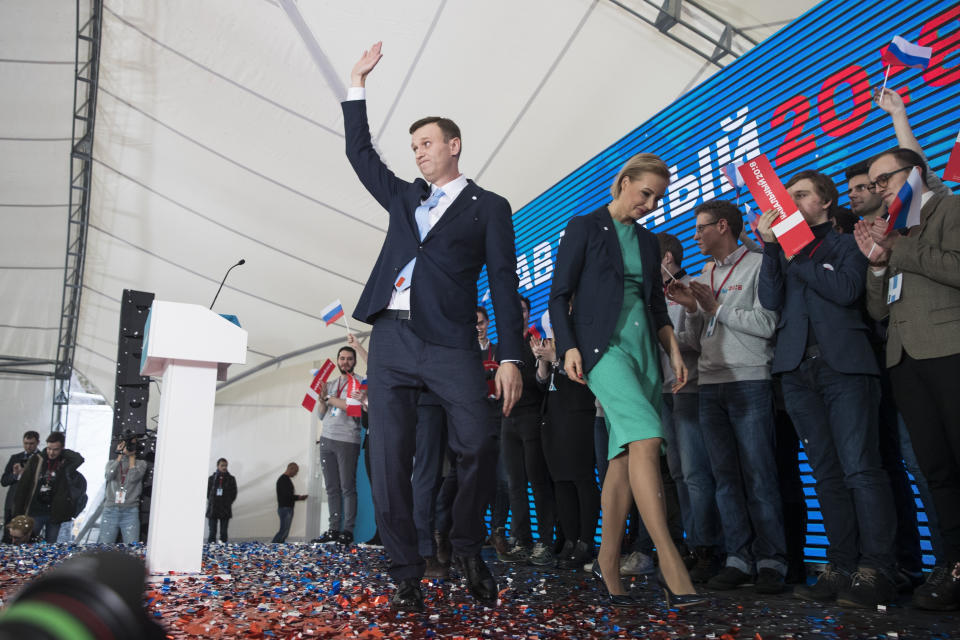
[[549, 206, 672, 374], [342, 100, 523, 361], [757, 225, 878, 376]]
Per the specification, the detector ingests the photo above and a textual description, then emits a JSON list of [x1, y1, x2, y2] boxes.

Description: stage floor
[[0, 542, 957, 638]]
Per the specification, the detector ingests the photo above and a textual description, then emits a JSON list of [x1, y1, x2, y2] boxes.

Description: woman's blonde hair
[[610, 153, 671, 200]]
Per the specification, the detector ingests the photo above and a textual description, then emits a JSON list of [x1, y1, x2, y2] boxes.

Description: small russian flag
[[885, 167, 924, 235], [321, 299, 344, 325], [721, 160, 745, 191], [527, 311, 553, 341], [881, 36, 932, 70], [744, 204, 765, 247], [359, 377, 368, 391]]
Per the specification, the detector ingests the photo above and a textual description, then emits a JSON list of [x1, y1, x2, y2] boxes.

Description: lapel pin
[[472, 196, 477, 200], [603, 226, 609, 231]]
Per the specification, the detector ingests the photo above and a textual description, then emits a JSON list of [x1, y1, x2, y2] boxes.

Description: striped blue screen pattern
[[480, 0, 959, 565]]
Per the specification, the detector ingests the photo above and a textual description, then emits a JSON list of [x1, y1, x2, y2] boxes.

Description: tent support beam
[[52, 0, 103, 432]]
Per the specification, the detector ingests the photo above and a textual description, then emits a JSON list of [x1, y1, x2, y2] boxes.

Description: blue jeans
[[272, 507, 294, 543], [782, 359, 894, 574], [99, 505, 140, 543], [29, 514, 62, 543], [699, 380, 786, 574], [665, 392, 722, 548]]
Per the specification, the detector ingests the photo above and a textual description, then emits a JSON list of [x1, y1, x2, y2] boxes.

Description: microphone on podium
[[210, 259, 245, 310]]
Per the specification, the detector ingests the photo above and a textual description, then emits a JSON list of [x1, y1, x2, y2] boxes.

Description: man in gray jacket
[[668, 199, 786, 594], [98, 438, 147, 543]]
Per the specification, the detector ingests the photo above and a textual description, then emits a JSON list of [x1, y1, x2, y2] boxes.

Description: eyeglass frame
[[694, 219, 721, 234], [867, 166, 912, 193]]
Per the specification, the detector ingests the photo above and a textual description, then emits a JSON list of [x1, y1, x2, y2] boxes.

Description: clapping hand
[[689, 281, 719, 316], [530, 337, 556, 362], [665, 281, 697, 313], [854, 219, 890, 265]]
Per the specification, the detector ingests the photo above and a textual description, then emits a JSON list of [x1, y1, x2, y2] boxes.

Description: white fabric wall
[[210, 360, 326, 541]]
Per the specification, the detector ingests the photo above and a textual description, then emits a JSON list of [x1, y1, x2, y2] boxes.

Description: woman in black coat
[[206, 458, 237, 543]]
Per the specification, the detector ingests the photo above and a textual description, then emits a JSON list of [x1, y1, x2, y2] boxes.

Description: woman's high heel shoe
[[592, 561, 639, 607], [657, 569, 707, 609]]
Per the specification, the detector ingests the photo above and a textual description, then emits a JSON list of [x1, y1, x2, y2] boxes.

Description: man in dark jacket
[[206, 457, 238, 543], [2, 430, 40, 543], [270, 462, 306, 543], [13, 432, 84, 543]]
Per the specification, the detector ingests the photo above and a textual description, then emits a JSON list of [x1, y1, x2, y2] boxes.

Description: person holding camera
[[98, 437, 147, 543], [2, 431, 40, 543], [13, 432, 85, 543]]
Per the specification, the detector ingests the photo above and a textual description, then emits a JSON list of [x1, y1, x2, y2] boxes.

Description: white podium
[[140, 300, 247, 575]]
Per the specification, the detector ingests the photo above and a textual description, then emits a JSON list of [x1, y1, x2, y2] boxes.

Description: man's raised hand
[[351, 41, 383, 87]]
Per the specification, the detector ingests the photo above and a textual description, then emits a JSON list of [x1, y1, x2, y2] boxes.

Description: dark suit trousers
[[413, 403, 447, 557], [891, 351, 960, 564], [367, 317, 497, 581]]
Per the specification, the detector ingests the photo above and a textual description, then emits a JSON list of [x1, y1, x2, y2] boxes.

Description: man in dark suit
[[855, 147, 960, 611], [757, 170, 895, 609], [342, 41, 523, 611], [1, 430, 40, 543]]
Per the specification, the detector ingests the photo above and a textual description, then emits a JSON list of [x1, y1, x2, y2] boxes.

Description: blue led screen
[[480, 0, 959, 565]]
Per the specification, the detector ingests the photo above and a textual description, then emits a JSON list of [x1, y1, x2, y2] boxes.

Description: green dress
[[586, 219, 663, 460]]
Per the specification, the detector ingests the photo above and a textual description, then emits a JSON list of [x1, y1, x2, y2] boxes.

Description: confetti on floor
[[0, 542, 958, 639]]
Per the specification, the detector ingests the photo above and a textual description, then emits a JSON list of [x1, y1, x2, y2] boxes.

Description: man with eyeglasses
[[667, 199, 786, 594], [854, 147, 960, 612]]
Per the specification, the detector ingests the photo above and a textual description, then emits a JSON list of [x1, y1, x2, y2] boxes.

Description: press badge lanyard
[[329, 377, 350, 417], [710, 250, 749, 299], [116, 462, 128, 504]]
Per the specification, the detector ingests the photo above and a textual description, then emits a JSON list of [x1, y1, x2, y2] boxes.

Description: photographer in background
[[13, 432, 84, 543], [99, 436, 147, 544], [1, 431, 40, 543]]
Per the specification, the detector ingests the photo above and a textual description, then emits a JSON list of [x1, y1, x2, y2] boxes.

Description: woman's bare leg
[[597, 453, 632, 595]]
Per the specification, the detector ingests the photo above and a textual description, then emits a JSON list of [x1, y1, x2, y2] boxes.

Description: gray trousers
[[319, 436, 361, 533]]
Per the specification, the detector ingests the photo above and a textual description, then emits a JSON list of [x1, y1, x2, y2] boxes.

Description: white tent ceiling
[[1, 0, 818, 425]]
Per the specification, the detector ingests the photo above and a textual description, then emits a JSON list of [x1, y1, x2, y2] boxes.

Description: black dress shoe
[[592, 560, 639, 607], [391, 578, 425, 612], [455, 553, 498, 603], [423, 555, 450, 579]]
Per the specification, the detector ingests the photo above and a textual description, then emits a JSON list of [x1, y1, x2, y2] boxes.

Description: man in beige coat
[[854, 147, 960, 611]]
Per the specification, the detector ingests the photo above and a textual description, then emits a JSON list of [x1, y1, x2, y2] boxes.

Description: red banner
[[301, 359, 336, 412], [945, 129, 960, 182], [738, 155, 815, 257]]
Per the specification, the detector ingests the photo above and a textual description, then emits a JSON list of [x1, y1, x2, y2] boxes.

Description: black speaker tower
[[112, 289, 155, 447]]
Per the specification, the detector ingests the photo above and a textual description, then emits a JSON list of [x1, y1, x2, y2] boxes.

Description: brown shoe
[[487, 527, 509, 556]]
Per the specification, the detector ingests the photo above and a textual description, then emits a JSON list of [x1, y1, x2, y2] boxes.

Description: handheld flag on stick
[[881, 36, 933, 69], [721, 160, 746, 192], [301, 359, 336, 412], [321, 299, 345, 326], [878, 36, 932, 104], [744, 204, 765, 247], [884, 167, 924, 235], [527, 311, 553, 342]]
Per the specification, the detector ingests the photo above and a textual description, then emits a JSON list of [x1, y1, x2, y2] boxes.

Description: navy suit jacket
[[757, 225, 878, 376], [549, 206, 672, 374], [342, 100, 523, 361]]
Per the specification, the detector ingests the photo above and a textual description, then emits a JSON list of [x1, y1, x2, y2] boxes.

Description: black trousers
[[208, 517, 229, 542], [367, 318, 497, 581], [501, 410, 555, 545], [890, 351, 960, 565]]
